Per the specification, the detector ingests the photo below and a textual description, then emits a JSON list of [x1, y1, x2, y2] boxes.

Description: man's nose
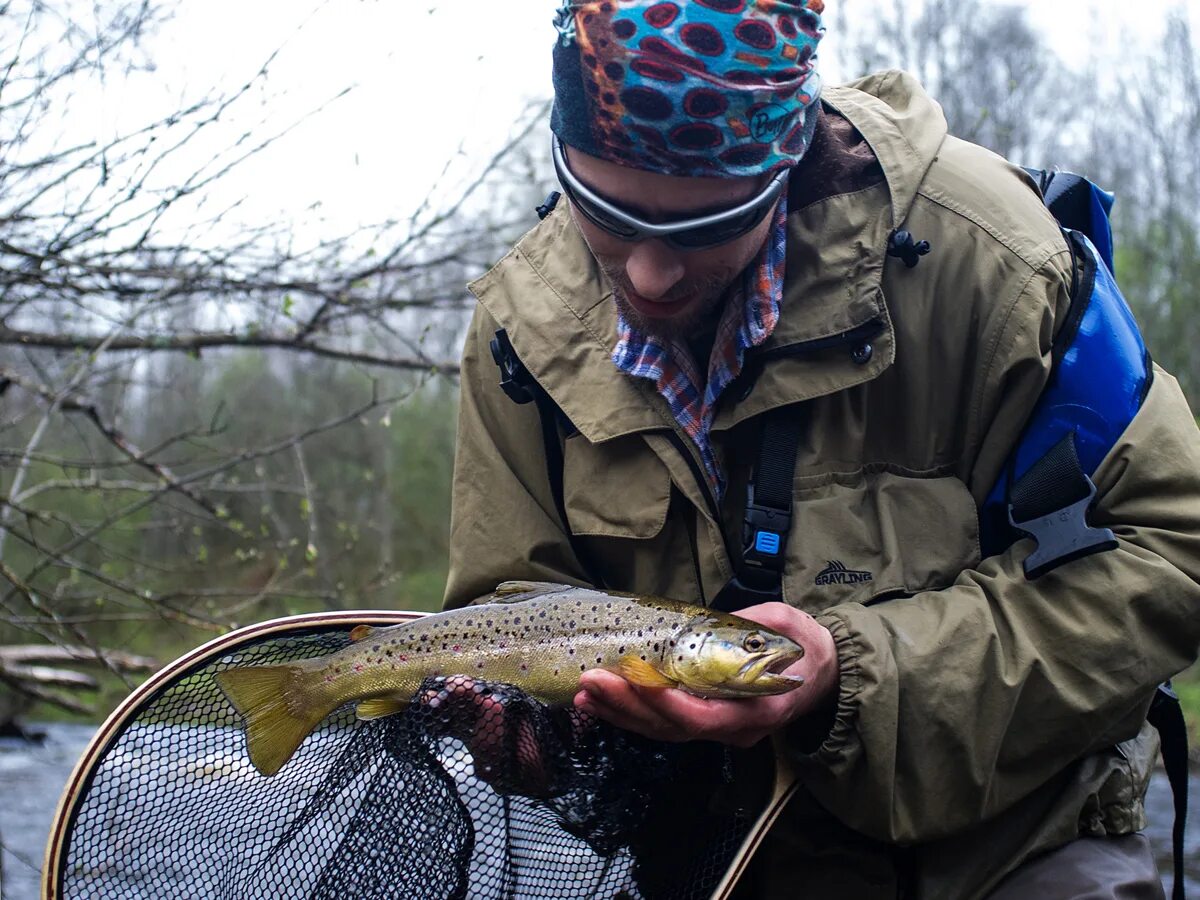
[[624, 240, 685, 299]]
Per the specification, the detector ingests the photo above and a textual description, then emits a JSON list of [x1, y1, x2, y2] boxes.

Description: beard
[[596, 260, 737, 340]]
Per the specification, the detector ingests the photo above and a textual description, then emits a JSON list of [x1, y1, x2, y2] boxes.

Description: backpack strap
[[488, 328, 606, 590], [979, 229, 1151, 571], [995, 173, 1185, 898], [1023, 168, 1116, 272], [712, 407, 806, 612]]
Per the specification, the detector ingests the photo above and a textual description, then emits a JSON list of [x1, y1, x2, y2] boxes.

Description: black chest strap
[[712, 406, 805, 612], [489, 328, 606, 590]]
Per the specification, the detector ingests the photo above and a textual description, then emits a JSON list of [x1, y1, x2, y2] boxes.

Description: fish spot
[[568, 648, 575, 655], [689, 644, 696, 650], [619, 646, 626, 654], [580, 664, 586, 671], [353, 663, 364, 672], [595, 656, 602, 664], [477, 661, 485, 670], [371, 644, 380, 651], [399, 655, 408, 662], [640, 655, 647, 661]]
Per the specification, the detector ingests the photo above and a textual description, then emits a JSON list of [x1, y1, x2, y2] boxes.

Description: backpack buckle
[[1008, 474, 1117, 579], [742, 500, 791, 574], [489, 329, 535, 405]]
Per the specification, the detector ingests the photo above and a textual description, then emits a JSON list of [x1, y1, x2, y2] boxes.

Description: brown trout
[[216, 582, 805, 776]]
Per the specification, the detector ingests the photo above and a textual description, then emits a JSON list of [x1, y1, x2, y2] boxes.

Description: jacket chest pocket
[[562, 433, 670, 539], [783, 466, 981, 612]]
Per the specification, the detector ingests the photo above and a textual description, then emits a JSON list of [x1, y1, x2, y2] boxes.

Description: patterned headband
[[550, 0, 826, 178]]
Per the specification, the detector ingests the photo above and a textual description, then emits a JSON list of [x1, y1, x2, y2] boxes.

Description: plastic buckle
[[489, 330, 534, 405], [1008, 475, 1117, 580], [742, 502, 791, 573]]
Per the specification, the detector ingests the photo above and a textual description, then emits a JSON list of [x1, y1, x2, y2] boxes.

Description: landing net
[[46, 614, 772, 899]]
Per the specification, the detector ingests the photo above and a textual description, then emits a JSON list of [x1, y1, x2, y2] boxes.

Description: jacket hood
[[468, 70, 949, 444]]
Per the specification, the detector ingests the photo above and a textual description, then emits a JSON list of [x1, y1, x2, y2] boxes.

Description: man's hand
[[421, 676, 558, 796], [574, 602, 838, 748]]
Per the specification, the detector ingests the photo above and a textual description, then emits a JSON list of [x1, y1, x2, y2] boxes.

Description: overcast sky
[[85, 0, 1196, 238]]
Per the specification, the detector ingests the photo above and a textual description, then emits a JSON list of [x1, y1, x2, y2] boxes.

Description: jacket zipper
[[750, 317, 886, 364]]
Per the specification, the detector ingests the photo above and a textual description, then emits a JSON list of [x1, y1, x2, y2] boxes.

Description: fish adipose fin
[[616, 656, 678, 689], [215, 664, 336, 777], [355, 697, 408, 720], [348, 624, 375, 642]]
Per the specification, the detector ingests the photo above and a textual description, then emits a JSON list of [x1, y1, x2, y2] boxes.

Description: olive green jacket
[[445, 71, 1200, 898]]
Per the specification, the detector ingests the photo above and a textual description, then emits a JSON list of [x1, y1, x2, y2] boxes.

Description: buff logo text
[[749, 104, 794, 142], [815, 561, 874, 586]]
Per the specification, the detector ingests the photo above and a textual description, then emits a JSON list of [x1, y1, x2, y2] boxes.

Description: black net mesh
[[56, 622, 769, 899]]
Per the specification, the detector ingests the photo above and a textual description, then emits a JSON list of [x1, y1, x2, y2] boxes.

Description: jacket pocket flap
[[563, 434, 670, 539]]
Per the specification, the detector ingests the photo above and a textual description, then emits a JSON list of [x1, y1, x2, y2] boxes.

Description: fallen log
[[0, 663, 98, 690], [0, 643, 160, 728], [0, 645, 157, 672]]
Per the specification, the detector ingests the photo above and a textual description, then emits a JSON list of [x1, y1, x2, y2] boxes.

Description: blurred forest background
[[1, 0, 1199, 729]]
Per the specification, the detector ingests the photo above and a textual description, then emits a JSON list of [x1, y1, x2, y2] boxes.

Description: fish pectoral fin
[[355, 696, 408, 721], [616, 656, 678, 689], [348, 624, 375, 642]]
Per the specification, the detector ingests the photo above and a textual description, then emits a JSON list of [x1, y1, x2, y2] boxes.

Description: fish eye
[[743, 633, 766, 653]]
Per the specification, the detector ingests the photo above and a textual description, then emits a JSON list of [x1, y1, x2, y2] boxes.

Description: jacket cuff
[[787, 611, 864, 765]]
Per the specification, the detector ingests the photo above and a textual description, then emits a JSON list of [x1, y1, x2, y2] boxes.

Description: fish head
[[662, 617, 805, 698]]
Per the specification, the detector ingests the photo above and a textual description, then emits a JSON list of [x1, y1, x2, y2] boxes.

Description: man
[[445, 1, 1200, 896]]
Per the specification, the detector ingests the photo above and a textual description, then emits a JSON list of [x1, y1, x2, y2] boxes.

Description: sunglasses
[[551, 135, 788, 251]]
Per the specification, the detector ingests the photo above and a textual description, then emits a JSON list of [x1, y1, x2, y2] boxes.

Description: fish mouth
[[738, 647, 804, 683]]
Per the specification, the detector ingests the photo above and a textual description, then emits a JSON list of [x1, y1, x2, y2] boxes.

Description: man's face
[[563, 147, 779, 340]]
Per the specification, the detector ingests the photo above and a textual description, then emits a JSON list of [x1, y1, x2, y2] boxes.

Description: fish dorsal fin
[[616, 655, 678, 689], [355, 697, 408, 721], [491, 581, 576, 603], [349, 624, 375, 642]]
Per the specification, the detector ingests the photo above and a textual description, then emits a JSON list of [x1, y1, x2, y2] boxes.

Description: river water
[[2, 723, 1197, 899]]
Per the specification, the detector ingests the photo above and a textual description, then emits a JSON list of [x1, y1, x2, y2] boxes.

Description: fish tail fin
[[215, 662, 336, 777]]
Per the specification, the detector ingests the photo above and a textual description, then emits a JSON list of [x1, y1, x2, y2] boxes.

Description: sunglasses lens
[[574, 196, 641, 240], [668, 205, 771, 249]]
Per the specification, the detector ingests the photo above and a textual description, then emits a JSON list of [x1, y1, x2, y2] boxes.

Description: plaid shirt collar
[[611, 197, 788, 499]]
